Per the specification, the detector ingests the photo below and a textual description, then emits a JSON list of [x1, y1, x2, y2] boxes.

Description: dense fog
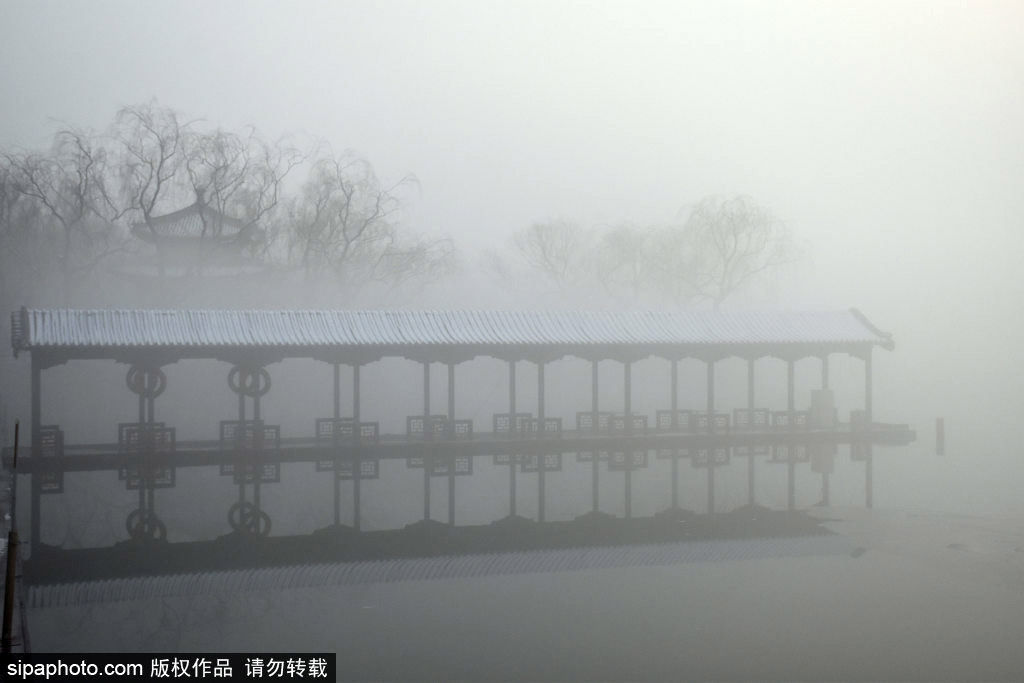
[[1, 1, 1022, 678]]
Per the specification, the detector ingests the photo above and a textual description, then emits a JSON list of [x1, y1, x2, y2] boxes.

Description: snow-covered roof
[[11, 308, 893, 358]]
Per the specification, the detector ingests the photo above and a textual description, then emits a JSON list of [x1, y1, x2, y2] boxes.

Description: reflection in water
[[25, 436, 894, 561], [21, 421, 913, 665], [31, 533, 855, 652]]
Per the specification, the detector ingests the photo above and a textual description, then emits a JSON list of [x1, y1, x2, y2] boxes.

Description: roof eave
[[849, 307, 895, 351]]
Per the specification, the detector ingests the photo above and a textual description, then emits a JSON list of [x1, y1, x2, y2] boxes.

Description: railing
[[576, 411, 615, 433], [406, 415, 473, 441], [733, 409, 770, 431], [493, 412, 532, 436], [693, 412, 730, 433], [610, 414, 648, 434], [656, 409, 692, 431], [772, 411, 809, 431], [524, 417, 562, 437], [9, 411, 914, 462]]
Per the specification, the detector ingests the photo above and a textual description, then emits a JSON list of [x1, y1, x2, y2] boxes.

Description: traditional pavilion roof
[[130, 201, 256, 244], [11, 308, 893, 361]]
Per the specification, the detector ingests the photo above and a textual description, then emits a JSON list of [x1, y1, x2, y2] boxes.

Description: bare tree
[[511, 219, 592, 289], [183, 126, 304, 274], [283, 150, 455, 294], [593, 223, 654, 304], [109, 102, 191, 277], [2, 129, 123, 304], [650, 195, 796, 309], [0, 101, 456, 310], [0, 158, 51, 306], [499, 196, 795, 310]]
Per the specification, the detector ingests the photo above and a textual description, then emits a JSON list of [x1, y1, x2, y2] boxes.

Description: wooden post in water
[[1, 530, 16, 653], [2, 422, 19, 654]]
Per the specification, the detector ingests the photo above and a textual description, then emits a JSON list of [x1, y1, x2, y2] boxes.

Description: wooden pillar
[[353, 363, 361, 532], [537, 360, 546, 523], [787, 358, 796, 511], [591, 360, 599, 513], [821, 354, 830, 505], [670, 359, 678, 509], [624, 360, 632, 520], [233, 365, 247, 512], [423, 362, 431, 415], [448, 361, 456, 526], [137, 375, 146, 424], [252, 368, 264, 532], [29, 353, 41, 557], [353, 365, 361, 423], [743, 358, 754, 507], [508, 360, 517, 517], [253, 369, 262, 421], [139, 370, 150, 522], [333, 364, 341, 419], [237, 377, 246, 422], [706, 359, 715, 516], [422, 362, 430, 521], [865, 349, 873, 509], [332, 363, 341, 526]]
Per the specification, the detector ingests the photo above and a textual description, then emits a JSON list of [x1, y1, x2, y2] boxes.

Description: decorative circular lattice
[[227, 366, 271, 398], [125, 509, 167, 542], [125, 366, 166, 399], [227, 500, 272, 536]]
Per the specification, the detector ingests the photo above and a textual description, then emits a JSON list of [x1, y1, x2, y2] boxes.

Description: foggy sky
[[2, 0, 1023, 438]]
